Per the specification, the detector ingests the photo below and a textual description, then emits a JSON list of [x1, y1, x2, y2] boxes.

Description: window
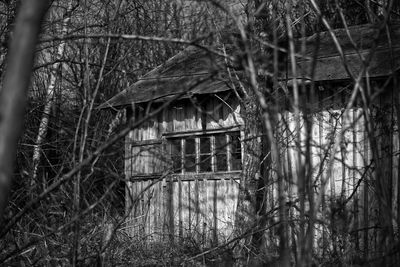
[[169, 131, 242, 173], [185, 138, 196, 172], [215, 134, 227, 171], [199, 136, 212, 172], [230, 132, 242, 171], [170, 138, 182, 172]]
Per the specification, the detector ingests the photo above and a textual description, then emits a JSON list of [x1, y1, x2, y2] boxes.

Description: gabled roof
[[99, 46, 233, 108], [100, 22, 400, 108]]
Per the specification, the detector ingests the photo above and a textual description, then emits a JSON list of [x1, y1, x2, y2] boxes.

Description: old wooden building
[[101, 22, 400, 257], [101, 44, 244, 244]]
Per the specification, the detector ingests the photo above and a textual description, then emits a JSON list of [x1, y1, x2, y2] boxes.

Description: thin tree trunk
[[234, 96, 261, 245], [232, 2, 264, 264], [71, 1, 118, 264], [0, 0, 49, 225], [31, 1, 73, 192], [71, 1, 91, 264]]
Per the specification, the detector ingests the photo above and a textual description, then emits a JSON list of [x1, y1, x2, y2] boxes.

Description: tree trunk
[[233, 1, 283, 265], [234, 96, 262, 258], [0, 0, 49, 226], [31, 1, 73, 192]]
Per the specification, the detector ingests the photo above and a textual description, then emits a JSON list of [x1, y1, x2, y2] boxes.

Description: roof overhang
[[98, 46, 235, 109], [99, 22, 400, 109]]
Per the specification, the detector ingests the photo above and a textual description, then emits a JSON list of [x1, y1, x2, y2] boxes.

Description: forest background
[[0, 0, 399, 266]]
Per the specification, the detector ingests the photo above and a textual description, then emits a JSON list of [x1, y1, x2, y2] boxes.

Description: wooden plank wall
[[168, 174, 239, 245], [124, 93, 243, 245], [124, 86, 398, 257], [277, 86, 399, 259]]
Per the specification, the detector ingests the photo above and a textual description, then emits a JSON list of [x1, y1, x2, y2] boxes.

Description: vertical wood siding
[[276, 87, 399, 258], [124, 87, 398, 257], [125, 93, 243, 244]]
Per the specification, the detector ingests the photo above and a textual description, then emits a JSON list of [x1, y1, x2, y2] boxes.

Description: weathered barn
[[101, 22, 400, 257]]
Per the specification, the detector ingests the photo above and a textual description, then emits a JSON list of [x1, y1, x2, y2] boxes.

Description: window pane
[[200, 136, 210, 154], [172, 156, 181, 173], [230, 132, 242, 170], [200, 155, 212, 172], [215, 134, 226, 153], [230, 132, 241, 154], [200, 136, 211, 172], [185, 138, 195, 155], [185, 155, 196, 172], [216, 154, 227, 171], [171, 139, 181, 173], [169, 132, 241, 173], [215, 134, 227, 171], [231, 153, 241, 170], [171, 139, 181, 154]]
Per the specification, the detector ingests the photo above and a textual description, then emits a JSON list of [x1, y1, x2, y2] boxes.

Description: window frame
[[165, 127, 243, 174]]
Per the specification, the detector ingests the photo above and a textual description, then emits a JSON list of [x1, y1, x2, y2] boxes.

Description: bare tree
[[0, 0, 49, 225], [1, 0, 399, 266]]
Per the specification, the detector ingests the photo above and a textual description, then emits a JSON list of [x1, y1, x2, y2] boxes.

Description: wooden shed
[[100, 22, 400, 256], [101, 44, 245, 244]]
